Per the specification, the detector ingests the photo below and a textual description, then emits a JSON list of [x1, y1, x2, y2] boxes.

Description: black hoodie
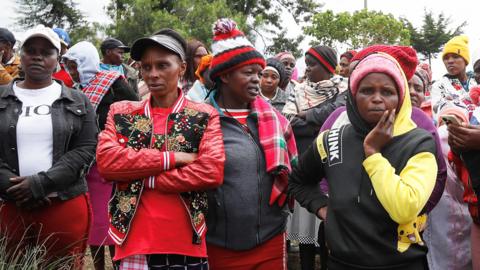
[[289, 88, 437, 269]]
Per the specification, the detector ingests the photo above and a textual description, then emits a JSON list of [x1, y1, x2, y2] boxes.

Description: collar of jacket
[[143, 88, 187, 118], [0, 78, 76, 103]]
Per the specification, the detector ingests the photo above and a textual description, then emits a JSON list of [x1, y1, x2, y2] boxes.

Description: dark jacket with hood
[[290, 91, 347, 153], [289, 89, 437, 269]]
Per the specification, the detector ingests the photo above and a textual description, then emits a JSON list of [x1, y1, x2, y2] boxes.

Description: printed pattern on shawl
[[283, 75, 347, 119], [250, 96, 298, 206], [431, 75, 478, 120], [109, 96, 210, 245], [83, 70, 122, 110]]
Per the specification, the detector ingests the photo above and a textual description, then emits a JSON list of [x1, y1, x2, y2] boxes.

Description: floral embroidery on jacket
[[109, 108, 210, 244]]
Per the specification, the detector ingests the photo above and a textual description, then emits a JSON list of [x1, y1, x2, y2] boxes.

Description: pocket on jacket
[[65, 103, 88, 134], [65, 104, 88, 117]]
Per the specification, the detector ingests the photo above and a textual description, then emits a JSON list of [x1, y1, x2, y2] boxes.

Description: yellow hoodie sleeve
[[362, 152, 437, 224]]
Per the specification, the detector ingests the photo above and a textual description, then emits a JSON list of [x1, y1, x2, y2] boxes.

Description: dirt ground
[[83, 248, 113, 270]]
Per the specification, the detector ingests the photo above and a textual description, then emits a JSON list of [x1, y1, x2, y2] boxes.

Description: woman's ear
[[220, 73, 230, 85], [179, 60, 187, 77]]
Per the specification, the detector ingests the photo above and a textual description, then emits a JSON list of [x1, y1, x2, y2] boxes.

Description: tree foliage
[[226, 0, 321, 28], [15, 0, 85, 29], [106, 0, 321, 54], [69, 22, 107, 47], [106, 0, 247, 46], [266, 30, 304, 58], [14, 0, 101, 46], [305, 9, 410, 49], [403, 10, 466, 64]]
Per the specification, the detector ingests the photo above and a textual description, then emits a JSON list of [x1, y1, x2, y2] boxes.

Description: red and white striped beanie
[[209, 18, 266, 81]]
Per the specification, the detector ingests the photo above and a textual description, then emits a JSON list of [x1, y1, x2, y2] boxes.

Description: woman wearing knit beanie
[[409, 60, 474, 270], [431, 37, 480, 270], [283, 45, 346, 270], [321, 47, 471, 270], [322, 44, 447, 211], [434, 35, 480, 270], [339, 50, 357, 78], [282, 45, 348, 120], [431, 35, 477, 120], [205, 18, 298, 270], [290, 52, 438, 269], [95, 28, 225, 269], [260, 58, 288, 112]]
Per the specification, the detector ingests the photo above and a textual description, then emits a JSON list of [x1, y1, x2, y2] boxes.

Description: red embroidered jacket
[[96, 91, 225, 245]]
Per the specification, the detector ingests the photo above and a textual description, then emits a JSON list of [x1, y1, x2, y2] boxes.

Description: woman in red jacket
[[96, 28, 225, 269]]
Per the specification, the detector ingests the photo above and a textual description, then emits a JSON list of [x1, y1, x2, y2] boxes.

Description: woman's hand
[[363, 109, 395, 157], [174, 152, 198, 167], [7, 176, 33, 204], [447, 123, 480, 151], [317, 206, 328, 220]]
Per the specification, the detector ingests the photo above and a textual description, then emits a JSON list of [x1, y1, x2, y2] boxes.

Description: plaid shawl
[[251, 96, 298, 206], [82, 70, 122, 110]]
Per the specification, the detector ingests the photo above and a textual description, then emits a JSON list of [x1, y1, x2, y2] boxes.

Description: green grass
[[0, 229, 76, 270]]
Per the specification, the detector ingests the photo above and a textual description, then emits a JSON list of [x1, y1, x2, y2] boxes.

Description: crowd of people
[[0, 17, 479, 270]]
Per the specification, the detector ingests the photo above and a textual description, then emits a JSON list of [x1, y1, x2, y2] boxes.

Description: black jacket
[[94, 77, 139, 131], [290, 91, 347, 153], [0, 80, 98, 201]]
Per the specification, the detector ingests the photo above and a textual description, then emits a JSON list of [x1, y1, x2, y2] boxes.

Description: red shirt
[[114, 107, 206, 260], [53, 65, 74, 88], [220, 108, 250, 125]]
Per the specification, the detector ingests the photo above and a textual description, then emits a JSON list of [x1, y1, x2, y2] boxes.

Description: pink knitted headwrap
[[350, 53, 406, 103], [275, 51, 295, 61]]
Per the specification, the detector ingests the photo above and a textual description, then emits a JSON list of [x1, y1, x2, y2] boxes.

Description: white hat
[[22, 25, 61, 52]]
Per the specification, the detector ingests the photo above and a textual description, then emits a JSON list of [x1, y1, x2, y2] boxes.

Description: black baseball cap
[[0, 28, 16, 46], [100, 38, 130, 53]]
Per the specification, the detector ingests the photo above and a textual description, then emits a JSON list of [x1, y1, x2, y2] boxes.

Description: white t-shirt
[[14, 82, 62, 177]]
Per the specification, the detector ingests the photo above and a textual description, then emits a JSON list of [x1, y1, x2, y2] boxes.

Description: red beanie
[[351, 45, 418, 80], [340, 50, 357, 61], [350, 53, 406, 104], [209, 18, 266, 80]]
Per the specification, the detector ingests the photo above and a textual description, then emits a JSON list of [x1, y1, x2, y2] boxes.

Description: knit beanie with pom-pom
[[209, 18, 265, 81]]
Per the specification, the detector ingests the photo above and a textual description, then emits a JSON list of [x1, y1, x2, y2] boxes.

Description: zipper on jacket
[[164, 114, 170, 150], [232, 118, 263, 245]]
